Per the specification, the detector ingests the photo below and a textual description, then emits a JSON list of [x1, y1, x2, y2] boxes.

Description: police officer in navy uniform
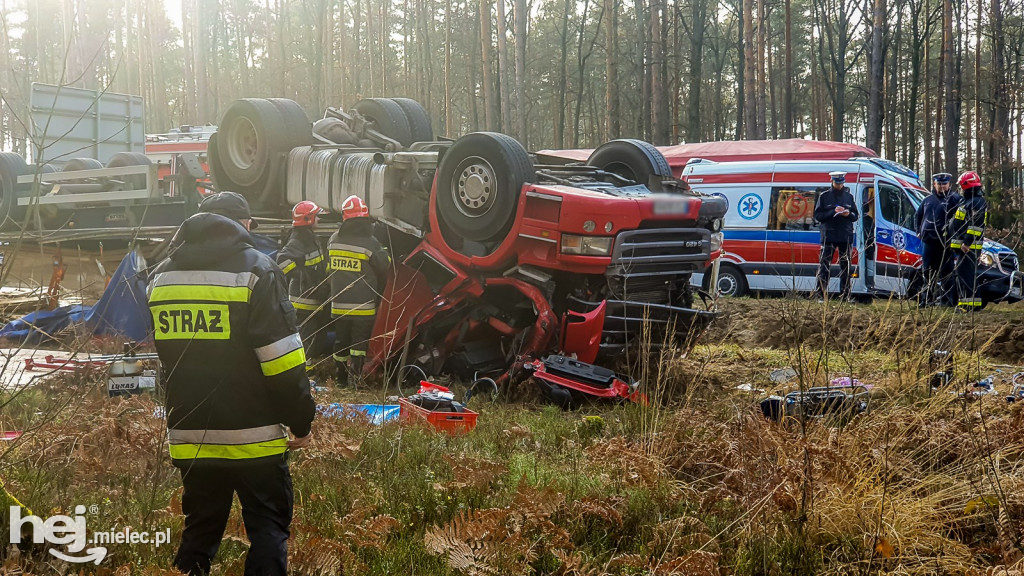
[[148, 191, 315, 575], [914, 173, 958, 306], [327, 195, 391, 387], [947, 171, 988, 311], [277, 201, 329, 372], [813, 171, 859, 300]]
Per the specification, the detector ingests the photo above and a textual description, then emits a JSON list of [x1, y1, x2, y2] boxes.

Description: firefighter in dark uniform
[[914, 173, 957, 306], [813, 171, 859, 300], [276, 201, 328, 371], [947, 171, 988, 310], [328, 195, 391, 387], [147, 191, 315, 576]]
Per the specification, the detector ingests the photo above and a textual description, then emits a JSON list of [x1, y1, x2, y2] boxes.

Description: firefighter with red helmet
[[946, 171, 988, 310], [327, 195, 391, 386], [276, 201, 329, 370]]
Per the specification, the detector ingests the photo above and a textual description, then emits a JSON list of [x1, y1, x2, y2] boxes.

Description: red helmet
[[957, 171, 982, 190], [292, 200, 326, 227], [341, 195, 369, 221]]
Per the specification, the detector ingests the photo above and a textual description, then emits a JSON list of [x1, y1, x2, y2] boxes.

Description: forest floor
[[3, 296, 1024, 575]]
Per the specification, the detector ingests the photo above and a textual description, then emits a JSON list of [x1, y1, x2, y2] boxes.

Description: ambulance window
[[878, 183, 915, 230], [769, 187, 820, 231]]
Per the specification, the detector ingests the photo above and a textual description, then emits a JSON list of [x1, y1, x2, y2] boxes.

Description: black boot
[[335, 360, 349, 388], [348, 355, 365, 389]]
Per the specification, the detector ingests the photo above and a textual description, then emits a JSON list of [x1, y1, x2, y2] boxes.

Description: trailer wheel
[[354, 98, 413, 148], [62, 158, 104, 172], [390, 98, 434, 143], [435, 132, 535, 243], [217, 98, 287, 187], [712, 263, 747, 298], [587, 139, 673, 186], [106, 152, 152, 190], [0, 152, 28, 228]]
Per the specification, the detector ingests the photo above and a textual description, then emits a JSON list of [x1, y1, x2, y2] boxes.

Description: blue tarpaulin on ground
[[0, 250, 151, 344]]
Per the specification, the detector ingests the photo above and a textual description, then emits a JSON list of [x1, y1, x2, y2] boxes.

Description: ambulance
[[682, 157, 1023, 304]]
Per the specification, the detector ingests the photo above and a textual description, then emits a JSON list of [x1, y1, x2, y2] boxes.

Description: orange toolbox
[[398, 397, 478, 435]]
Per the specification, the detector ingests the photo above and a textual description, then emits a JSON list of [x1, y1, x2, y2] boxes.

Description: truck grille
[[607, 228, 710, 278]]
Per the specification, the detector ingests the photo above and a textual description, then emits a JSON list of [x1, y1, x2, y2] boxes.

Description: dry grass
[[1, 298, 1024, 575]]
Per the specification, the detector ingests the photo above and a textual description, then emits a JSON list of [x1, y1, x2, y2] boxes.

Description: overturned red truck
[[208, 97, 727, 403]]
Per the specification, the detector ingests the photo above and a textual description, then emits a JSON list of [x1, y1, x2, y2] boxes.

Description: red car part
[[523, 356, 646, 405]]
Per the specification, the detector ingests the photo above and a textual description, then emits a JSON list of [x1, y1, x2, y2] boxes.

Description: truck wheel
[[106, 152, 152, 190], [266, 98, 315, 146], [713, 264, 747, 298], [354, 98, 413, 148], [62, 158, 104, 172], [0, 152, 28, 228], [217, 98, 287, 187], [390, 98, 434, 142], [586, 139, 673, 186], [435, 132, 535, 243]]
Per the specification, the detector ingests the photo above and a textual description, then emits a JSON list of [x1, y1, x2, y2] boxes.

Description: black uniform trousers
[[954, 248, 982, 308], [921, 237, 957, 306], [332, 314, 377, 375], [295, 307, 329, 362], [174, 458, 293, 576], [816, 241, 853, 298]]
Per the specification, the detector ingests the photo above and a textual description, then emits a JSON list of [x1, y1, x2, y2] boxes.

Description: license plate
[[653, 198, 692, 215]]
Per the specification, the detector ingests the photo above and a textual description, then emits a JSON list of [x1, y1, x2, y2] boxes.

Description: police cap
[[199, 191, 258, 229], [828, 171, 846, 183], [932, 172, 952, 184]]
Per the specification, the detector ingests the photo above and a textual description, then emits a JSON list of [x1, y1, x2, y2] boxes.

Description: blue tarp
[[318, 403, 401, 425], [0, 250, 151, 344]]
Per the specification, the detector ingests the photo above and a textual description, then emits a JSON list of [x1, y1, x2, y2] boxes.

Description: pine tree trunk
[[783, 0, 793, 137], [866, 0, 885, 154], [513, 0, 527, 144], [444, 0, 453, 136], [686, 0, 706, 142], [988, 0, 1011, 188], [496, 0, 511, 133], [555, 0, 570, 146], [742, 0, 756, 139], [605, 0, 620, 140], [754, 0, 766, 138], [650, 0, 668, 144], [479, 0, 496, 130]]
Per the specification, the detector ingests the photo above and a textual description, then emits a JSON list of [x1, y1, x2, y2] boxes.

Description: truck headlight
[[561, 234, 614, 256], [710, 231, 724, 253], [980, 250, 996, 267]]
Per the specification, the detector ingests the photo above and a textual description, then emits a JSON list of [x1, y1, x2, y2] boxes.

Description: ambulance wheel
[[390, 98, 434, 143], [713, 264, 747, 298], [0, 152, 29, 229], [586, 139, 673, 187], [354, 98, 413, 148], [435, 132, 535, 244]]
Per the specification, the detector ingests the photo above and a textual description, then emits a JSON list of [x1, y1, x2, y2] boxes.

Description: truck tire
[[0, 152, 28, 228], [106, 152, 152, 190], [435, 132, 535, 243], [62, 158, 104, 172], [266, 98, 315, 146], [712, 263, 747, 298], [217, 98, 287, 187], [390, 98, 434, 142], [354, 98, 413, 148], [587, 139, 673, 186]]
